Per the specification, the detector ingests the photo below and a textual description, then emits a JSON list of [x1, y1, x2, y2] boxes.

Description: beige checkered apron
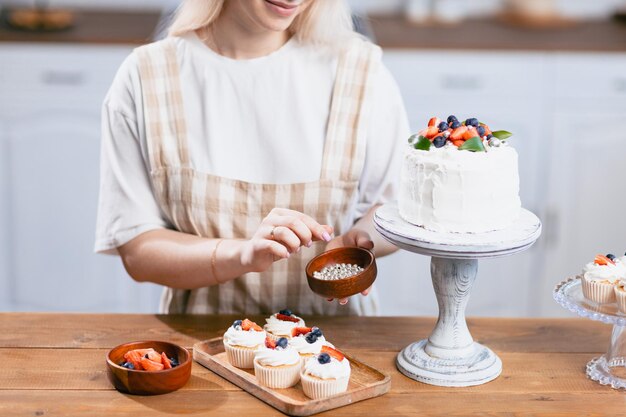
[[135, 37, 381, 315]]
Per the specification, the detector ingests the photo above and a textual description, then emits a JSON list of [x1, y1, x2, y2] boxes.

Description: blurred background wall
[[1, 0, 625, 316]]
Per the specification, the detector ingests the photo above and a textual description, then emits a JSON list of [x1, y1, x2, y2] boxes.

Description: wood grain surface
[[0, 313, 623, 416]]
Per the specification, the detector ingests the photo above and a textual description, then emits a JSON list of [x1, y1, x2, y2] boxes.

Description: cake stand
[[554, 277, 626, 389], [374, 204, 542, 387]]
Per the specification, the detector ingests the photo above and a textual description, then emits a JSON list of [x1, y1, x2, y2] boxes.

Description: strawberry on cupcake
[[264, 309, 305, 341], [223, 318, 265, 369]]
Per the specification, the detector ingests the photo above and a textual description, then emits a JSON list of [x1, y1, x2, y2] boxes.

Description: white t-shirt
[[95, 33, 410, 254]]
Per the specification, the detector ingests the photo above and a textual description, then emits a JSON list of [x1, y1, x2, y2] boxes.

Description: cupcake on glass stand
[[554, 251, 626, 389]]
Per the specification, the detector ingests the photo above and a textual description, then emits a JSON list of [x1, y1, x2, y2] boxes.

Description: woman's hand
[[239, 208, 333, 273], [324, 229, 374, 305]]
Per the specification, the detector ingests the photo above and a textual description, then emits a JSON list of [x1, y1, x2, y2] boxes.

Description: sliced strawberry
[[145, 350, 162, 363], [265, 337, 277, 349], [463, 127, 479, 140], [291, 326, 313, 337], [132, 348, 156, 356], [276, 313, 300, 323], [321, 345, 345, 362], [161, 352, 172, 369], [452, 140, 465, 147], [450, 126, 468, 141], [423, 126, 439, 139], [428, 117, 441, 127], [141, 358, 164, 371], [241, 318, 263, 331], [595, 254, 615, 266], [123, 350, 145, 370]]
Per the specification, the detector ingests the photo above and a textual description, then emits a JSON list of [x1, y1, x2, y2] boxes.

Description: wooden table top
[[0, 313, 622, 416], [369, 14, 626, 52]]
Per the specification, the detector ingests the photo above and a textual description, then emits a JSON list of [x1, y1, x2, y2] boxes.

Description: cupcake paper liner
[[300, 372, 350, 399], [615, 287, 626, 314], [253, 358, 301, 389], [223, 342, 258, 369], [581, 276, 616, 304]]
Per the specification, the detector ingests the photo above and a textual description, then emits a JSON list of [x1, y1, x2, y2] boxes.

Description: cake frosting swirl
[[303, 356, 351, 379], [291, 335, 331, 354], [264, 313, 305, 337], [583, 259, 626, 282], [254, 346, 300, 367], [223, 325, 266, 348]]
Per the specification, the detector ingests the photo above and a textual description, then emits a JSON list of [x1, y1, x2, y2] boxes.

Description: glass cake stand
[[374, 204, 542, 387], [553, 276, 626, 389]]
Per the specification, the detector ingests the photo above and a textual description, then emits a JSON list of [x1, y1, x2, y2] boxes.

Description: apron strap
[[320, 39, 382, 182], [135, 38, 190, 171]]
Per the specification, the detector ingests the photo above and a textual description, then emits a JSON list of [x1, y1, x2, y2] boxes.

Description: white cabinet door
[[7, 111, 162, 312], [0, 119, 10, 311], [537, 109, 626, 316]]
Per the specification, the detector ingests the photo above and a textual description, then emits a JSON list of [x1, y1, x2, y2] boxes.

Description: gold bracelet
[[211, 239, 224, 284]]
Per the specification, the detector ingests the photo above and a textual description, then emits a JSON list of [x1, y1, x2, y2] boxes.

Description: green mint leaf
[[414, 135, 431, 151], [459, 136, 486, 152], [492, 130, 513, 140]]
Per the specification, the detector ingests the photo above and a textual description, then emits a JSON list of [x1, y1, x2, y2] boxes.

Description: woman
[[95, 0, 409, 315]]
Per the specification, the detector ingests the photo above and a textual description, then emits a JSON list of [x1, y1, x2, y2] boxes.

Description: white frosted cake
[[398, 115, 521, 233]]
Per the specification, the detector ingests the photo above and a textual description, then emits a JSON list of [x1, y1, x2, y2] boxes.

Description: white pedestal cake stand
[[554, 277, 626, 389], [374, 204, 542, 387]]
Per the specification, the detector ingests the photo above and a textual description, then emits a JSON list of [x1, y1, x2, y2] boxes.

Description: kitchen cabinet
[[0, 43, 163, 312]]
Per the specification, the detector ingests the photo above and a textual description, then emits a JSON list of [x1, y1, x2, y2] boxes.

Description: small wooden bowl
[[305, 247, 377, 299], [106, 340, 191, 395]]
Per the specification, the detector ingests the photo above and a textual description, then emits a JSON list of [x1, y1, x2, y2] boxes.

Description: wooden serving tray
[[193, 337, 390, 416]]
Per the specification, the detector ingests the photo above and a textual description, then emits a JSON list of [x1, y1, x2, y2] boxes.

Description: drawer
[[554, 53, 626, 100], [383, 50, 546, 99], [0, 43, 132, 107]]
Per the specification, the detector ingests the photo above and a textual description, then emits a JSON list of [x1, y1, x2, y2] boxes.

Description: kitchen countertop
[[369, 14, 626, 52], [0, 313, 622, 416], [0, 9, 161, 44]]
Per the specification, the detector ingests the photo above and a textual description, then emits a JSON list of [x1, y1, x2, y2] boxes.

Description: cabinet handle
[[41, 70, 85, 86], [440, 74, 483, 91]]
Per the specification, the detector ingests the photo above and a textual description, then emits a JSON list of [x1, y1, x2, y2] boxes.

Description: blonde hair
[[168, 0, 356, 47]]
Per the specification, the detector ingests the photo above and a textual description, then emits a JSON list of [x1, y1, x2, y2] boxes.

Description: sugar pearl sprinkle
[[313, 263, 364, 280]]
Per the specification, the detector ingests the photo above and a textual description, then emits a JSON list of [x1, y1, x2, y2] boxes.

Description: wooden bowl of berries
[[305, 247, 377, 299], [106, 340, 191, 395]]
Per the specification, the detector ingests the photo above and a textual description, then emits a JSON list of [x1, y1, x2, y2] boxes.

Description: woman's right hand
[[239, 208, 333, 273]]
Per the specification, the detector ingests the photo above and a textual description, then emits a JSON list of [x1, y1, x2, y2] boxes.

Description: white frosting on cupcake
[[264, 313, 305, 337], [223, 325, 266, 348], [254, 346, 300, 366], [291, 335, 332, 355], [304, 356, 351, 380], [583, 260, 626, 283]]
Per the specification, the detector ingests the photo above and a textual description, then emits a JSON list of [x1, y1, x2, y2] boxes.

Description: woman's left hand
[[324, 229, 374, 305]]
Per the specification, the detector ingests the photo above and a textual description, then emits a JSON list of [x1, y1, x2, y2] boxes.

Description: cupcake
[[615, 278, 626, 314], [581, 254, 626, 304], [264, 309, 305, 341], [289, 326, 333, 366], [253, 337, 301, 389], [300, 346, 351, 399], [223, 318, 266, 369]]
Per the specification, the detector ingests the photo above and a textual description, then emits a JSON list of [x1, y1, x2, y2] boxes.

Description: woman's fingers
[[361, 286, 371, 296], [260, 239, 291, 260], [267, 215, 313, 247], [270, 225, 302, 253], [267, 208, 333, 245]]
